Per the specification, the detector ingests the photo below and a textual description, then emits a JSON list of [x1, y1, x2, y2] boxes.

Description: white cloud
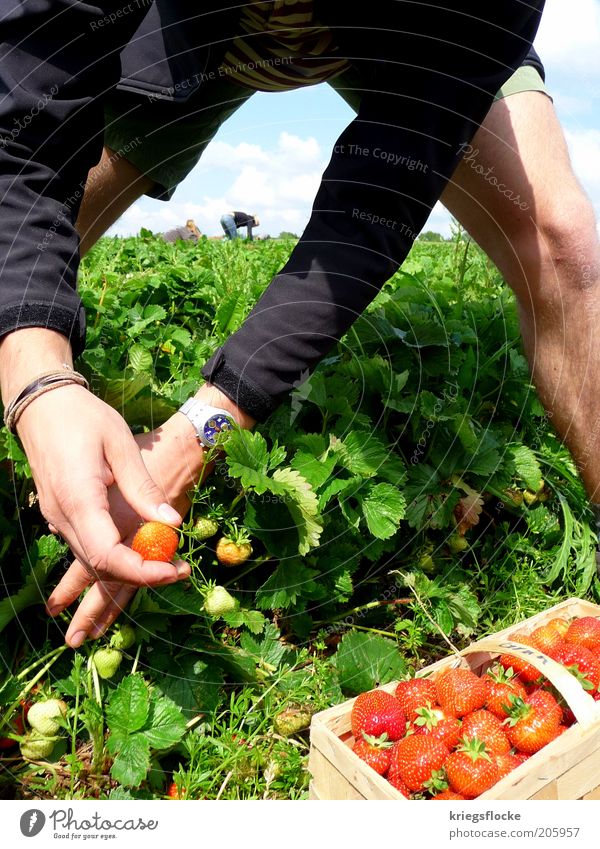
[[536, 0, 600, 79]]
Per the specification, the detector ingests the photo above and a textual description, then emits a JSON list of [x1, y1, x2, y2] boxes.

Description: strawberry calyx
[[413, 704, 445, 730], [502, 696, 532, 727], [562, 663, 595, 692], [455, 736, 492, 763], [485, 664, 519, 685], [423, 768, 449, 794], [360, 731, 394, 749]]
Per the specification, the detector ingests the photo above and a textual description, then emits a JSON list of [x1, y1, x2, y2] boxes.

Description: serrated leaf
[[239, 623, 289, 669], [142, 692, 187, 749], [106, 675, 149, 738], [154, 655, 224, 718], [270, 467, 323, 554], [255, 560, 320, 610], [222, 608, 266, 634], [109, 735, 150, 788], [508, 444, 543, 491], [361, 483, 406, 539], [128, 344, 153, 373], [215, 291, 247, 334], [291, 450, 336, 489], [334, 431, 388, 477], [225, 430, 270, 490], [335, 632, 406, 696]]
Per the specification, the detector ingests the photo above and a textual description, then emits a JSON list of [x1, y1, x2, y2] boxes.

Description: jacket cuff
[[0, 302, 86, 359], [201, 349, 277, 423]]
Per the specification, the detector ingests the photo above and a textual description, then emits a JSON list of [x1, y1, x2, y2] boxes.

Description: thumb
[[105, 432, 182, 526]]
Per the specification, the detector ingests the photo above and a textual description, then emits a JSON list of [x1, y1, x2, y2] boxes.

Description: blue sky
[[110, 1, 600, 239]]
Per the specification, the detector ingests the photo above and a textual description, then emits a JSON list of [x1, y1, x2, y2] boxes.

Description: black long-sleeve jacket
[[0, 1, 544, 421]]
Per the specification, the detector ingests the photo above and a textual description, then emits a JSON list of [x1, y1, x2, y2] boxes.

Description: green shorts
[[104, 64, 549, 201]]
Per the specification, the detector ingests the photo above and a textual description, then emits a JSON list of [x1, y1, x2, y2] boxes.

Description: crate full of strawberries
[[308, 598, 600, 800]]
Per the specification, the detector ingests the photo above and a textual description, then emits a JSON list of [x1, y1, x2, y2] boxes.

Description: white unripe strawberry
[[27, 699, 67, 736]]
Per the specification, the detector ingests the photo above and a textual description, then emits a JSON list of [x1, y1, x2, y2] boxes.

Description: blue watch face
[[203, 413, 234, 446]]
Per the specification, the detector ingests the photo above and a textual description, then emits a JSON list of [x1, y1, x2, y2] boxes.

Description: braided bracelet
[[3, 366, 89, 434]]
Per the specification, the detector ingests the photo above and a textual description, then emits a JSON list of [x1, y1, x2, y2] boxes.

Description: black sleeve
[[0, 0, 149, 356], [202, 1, 545, 421], [523, 45, 545, 81]]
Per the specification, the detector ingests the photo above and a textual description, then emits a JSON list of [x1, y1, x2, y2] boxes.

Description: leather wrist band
[[3, 366, 89, 434]]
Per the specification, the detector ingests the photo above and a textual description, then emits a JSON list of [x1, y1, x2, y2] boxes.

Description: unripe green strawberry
[[27, 699, 67, 736], [204, 586, 237, 617], [448, 534, 469, 553], [110, 624, 136, 651], [194, 517, 220, 541], [20, 732, 58, 761], [273, 705, 313, 737], [93, 648, 123, 679]]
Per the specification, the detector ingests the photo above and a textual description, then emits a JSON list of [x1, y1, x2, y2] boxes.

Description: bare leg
[[76, 146, 154, 256], [442, 92, 600, 501]]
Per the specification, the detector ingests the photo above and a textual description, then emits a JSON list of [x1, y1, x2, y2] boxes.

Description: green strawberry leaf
[[142, 692, 187, 749], [225, 429, 270, 489], [109, 735, 150, 788], [334, 632, 406, 696], [255, 560, 321, 610], [270, 467, 323, 554], [106, 675, 149, 738], [361, 482, 406, 539]]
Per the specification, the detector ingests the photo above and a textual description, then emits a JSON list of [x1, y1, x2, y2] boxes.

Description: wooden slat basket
[[309, 597, 600, 800]]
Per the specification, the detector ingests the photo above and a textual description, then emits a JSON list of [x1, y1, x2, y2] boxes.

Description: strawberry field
[[1, 231, 598, 800]]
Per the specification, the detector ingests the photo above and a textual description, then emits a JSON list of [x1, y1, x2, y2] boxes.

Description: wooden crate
[[309, 597, 600, 800]]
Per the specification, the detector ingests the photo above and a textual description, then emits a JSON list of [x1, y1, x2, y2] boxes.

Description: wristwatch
[[178, 398, 237, 447]]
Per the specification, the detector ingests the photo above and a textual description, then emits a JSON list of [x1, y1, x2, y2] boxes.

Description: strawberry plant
[[1, 233, 599, 800]]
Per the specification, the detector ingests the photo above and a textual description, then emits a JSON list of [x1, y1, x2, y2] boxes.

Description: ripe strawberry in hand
[[435, 668, 486, 718], [412, 704, 462, 749], [351, 690, 405, 742], [460, 709, 511, 756], [388, 735, 449, 792], [504, 690, 562, 754], [353, 733, 393, 775], [445, 738, 499, 798], [132, 521, 179, 562], [565, 617, 600, 653], [395, 678, 437, 721], [483, 665, 527, 719]]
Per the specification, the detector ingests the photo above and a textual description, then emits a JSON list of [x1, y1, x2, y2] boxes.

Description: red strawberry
[[483, 666, 527, 719], [530, 623, 566, 657], [413, 705, 462, 749], [565, 617, 600, 652], [388, 735, 449, 792], [494, 752, 522, 780], [386, 766, 411, 797], [499, 633, 544, 684], [353, 734, 393, 775], [432, 790, 466, 800], [435, 668, 486, 718], [460, 710, 511, 756], [131, 521, 179, 562], [513, 751, 530, 764], [351, 690, 405, 742], [395, 678, 437, 721], [545, 617, 570, 637], [445, 739, 500, 798], [504, 690, 562, 754], [549, 724, 569, 742], [166, 781, 186, 799], [553, 644, 600, 692]]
